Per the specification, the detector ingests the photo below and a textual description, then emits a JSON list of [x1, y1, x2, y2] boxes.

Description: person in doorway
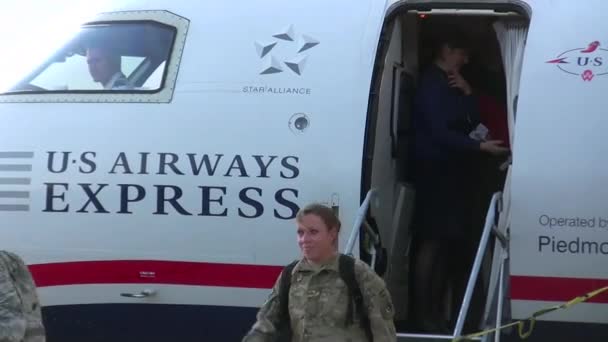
[[410, 31, 509, 333], [467, 41, 511, 151], [86, 45, 131, 90], [465, 46, 511, 239], [242, 203, 396, 342]]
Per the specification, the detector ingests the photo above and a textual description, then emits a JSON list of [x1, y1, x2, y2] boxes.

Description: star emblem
[[255, 25, 320, 76]]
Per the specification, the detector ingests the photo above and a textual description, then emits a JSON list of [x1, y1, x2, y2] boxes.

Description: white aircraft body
[[0, 0, 606, 340]]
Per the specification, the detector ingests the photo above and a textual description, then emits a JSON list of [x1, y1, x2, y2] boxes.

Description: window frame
[[0, 10, 189, 104]]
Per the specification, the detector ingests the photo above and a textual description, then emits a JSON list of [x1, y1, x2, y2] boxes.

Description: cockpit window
[[9, 22, 174, 92], [0, 11, 189, 103]]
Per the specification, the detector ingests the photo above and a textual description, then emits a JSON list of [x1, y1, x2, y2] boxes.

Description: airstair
[[346, 190, 510, 342]]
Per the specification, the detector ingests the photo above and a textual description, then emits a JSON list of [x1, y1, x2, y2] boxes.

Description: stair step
[[396, 332, 481, 342]]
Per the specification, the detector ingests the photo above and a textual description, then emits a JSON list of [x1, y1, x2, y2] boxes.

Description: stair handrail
[[344, 188, 377, 256], [453, 192, 502, 337]]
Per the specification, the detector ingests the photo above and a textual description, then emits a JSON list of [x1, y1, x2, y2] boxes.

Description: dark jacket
[[412, 64, 481, 162]]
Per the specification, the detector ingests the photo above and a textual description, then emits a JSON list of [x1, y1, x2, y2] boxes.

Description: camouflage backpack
[[0, 251, 45, 342]]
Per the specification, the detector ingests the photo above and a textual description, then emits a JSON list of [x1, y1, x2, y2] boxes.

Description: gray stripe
[[0, 191, 29, 198], [0, 177, 31, 184], [0, 152, 34, 158], [0, 164, 32, 171], [0, 204, 29, 211]]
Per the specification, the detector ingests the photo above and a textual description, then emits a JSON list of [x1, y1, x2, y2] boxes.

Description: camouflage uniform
[[243, 255, 396, 342], [0, 251, 45, 342]]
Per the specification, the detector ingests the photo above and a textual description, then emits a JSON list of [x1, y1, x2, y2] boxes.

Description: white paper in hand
[[469, 123, 489, 141]]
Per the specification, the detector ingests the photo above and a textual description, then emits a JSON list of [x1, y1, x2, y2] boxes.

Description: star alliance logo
[[255, 25, 320, 76]]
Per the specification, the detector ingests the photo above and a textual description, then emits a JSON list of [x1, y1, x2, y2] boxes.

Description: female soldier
[[242, 203, 396, 342]]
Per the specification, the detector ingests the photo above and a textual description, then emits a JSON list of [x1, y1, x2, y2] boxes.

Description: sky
[[0, 1, 121, 90]]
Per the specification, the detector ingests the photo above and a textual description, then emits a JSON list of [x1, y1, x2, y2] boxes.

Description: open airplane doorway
[[361, 1, 530, 336]]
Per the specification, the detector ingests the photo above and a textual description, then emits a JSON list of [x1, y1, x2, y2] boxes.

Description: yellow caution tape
[[452, 286, 608, 342]]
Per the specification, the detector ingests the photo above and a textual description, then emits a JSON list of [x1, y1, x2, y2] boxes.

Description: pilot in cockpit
[[85, 45, 132, 90]]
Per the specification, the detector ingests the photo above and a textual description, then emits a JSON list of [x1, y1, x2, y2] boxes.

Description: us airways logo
[[255, 25, 320, 76], [1, 151, 301, 220], [547, 41, 608, 81]]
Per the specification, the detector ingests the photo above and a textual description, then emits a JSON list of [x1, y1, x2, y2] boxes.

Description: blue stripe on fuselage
[[42, 304, 258, 342]]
